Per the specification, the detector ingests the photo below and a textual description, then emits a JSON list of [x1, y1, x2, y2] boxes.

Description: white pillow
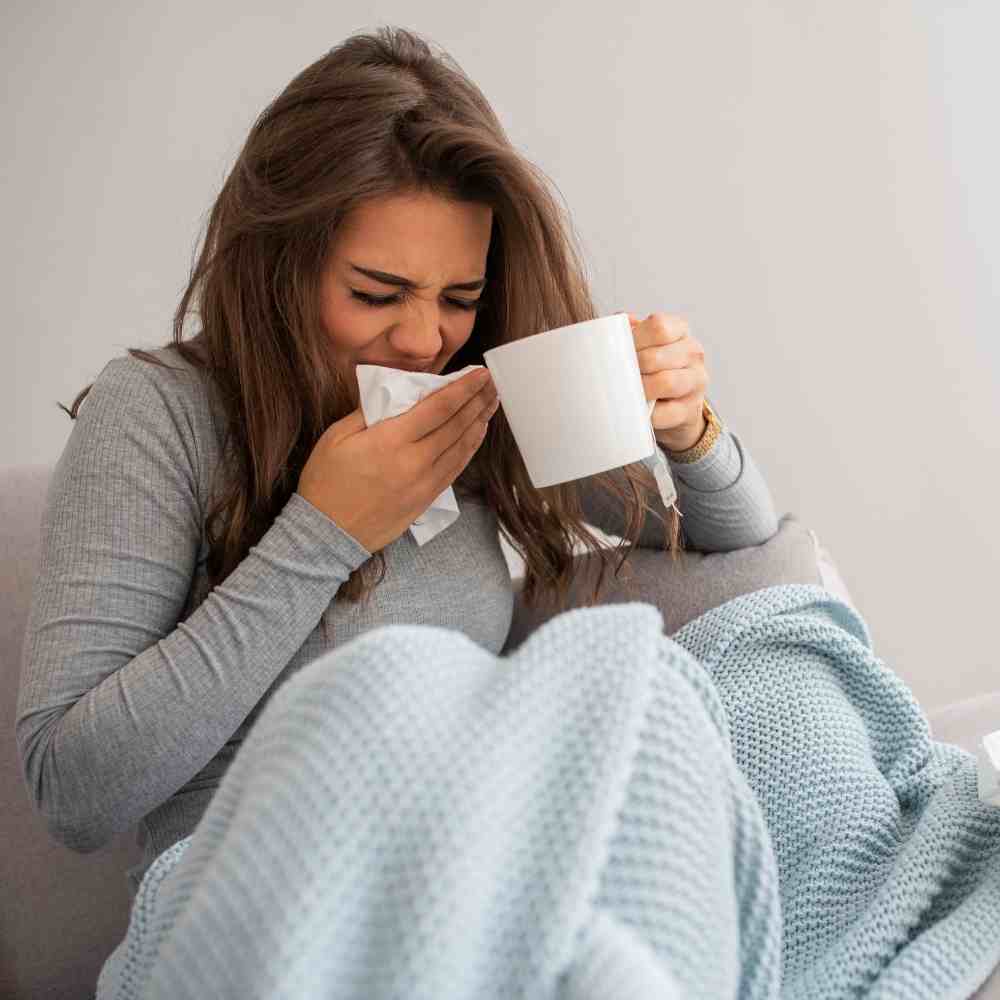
[[808, 529, 858, 611]]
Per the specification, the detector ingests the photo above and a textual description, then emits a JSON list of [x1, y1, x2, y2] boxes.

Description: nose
[[386, 303, 447, 362]]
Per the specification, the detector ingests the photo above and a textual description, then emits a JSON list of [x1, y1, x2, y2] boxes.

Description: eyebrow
[[348, 262, 486, 292]]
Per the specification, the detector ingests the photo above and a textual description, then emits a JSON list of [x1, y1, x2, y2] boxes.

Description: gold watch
[[664, 398, 724, 464]]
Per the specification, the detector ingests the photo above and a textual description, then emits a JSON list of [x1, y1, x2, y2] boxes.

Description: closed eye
[[351, 290, 483, 311]]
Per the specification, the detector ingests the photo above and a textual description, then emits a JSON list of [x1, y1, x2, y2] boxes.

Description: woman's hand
[[618, 310, 710, 452]]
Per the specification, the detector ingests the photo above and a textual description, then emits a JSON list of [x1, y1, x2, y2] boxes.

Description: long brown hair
[[59, 26, 684, 638]]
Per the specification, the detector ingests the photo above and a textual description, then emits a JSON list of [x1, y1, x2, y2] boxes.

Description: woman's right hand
[[296, 367, 500, 553]]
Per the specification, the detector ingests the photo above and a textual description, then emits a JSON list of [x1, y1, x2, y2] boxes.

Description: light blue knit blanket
[[96, 584, 1000, 999]]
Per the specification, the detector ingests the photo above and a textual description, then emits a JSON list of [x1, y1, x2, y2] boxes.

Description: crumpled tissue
[[356, 363, 487, 547]]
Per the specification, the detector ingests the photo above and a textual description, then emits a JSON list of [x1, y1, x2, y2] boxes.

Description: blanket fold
[[97, 584, 1000, 1000]]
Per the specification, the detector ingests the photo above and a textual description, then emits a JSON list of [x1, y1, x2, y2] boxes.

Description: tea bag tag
[[643, 399, 682, 517]]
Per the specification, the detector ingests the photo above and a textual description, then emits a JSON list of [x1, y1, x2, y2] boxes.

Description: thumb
[[326, 405, 369, 444]]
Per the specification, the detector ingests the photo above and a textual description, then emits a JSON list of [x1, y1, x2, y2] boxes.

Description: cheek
[[321, 295, 376, 349], [442, 322, 478, 361], [449, 317, 476, 343]]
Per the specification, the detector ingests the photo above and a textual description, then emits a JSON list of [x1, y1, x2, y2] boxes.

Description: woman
[[16, 25, 778, 910]]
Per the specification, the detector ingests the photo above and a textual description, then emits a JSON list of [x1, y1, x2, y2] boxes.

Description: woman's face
[[320, 191, 493, 377]]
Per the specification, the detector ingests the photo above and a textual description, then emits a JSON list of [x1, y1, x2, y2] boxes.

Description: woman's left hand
[[619, 310, 709, 452]]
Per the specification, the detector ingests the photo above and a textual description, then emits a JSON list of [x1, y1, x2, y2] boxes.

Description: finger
[[636, 342, 694, 374], [420, 375, 498, 467], [633, 314, 690, 351], [643, 367, 701, 400], [650, 389, 703, 423], [396, 368, 492, 444], [433, 398, 496, 486], [319, 406, 369, 449], [339, 406, 369, 434]]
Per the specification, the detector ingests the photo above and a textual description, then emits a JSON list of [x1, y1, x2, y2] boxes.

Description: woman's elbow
[[15, 719, 113, 854]]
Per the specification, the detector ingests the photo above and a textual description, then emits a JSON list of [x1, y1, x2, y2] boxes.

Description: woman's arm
[[576, 421, 780, 552], [15, 356, 372, 852]]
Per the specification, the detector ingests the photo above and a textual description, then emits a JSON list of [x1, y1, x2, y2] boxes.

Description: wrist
[[656, 399, 724, 463], [655, 413, 707, 453]]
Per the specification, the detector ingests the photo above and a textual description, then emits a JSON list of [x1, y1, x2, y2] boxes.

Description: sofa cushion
[[502, 511, 825, 654], [2, 464, 143, 1000]]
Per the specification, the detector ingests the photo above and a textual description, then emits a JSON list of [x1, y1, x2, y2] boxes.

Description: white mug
[[483, 313, 659, 488]]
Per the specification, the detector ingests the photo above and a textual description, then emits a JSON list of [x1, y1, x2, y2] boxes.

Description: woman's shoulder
[[102, 341, 207, 391], [89, 342, 228, 472], [97, 342, 223, 426]]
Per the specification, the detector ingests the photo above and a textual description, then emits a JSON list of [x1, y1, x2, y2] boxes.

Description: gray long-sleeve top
[[15, 345, 779, 899]]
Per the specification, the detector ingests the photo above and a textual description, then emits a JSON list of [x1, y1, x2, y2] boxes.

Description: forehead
[[334, 192, 493, 261]]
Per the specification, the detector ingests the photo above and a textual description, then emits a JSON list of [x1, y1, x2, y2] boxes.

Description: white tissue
[[977, 730, 1000, 807], [356, 363, 487, 547]]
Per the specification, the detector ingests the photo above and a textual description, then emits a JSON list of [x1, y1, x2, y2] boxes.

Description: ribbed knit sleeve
[[576, 425, 780, 552], [15, 356, 372, 853]]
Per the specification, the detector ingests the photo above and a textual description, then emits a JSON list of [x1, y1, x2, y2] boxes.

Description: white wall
[[4, 1, 997, 711]]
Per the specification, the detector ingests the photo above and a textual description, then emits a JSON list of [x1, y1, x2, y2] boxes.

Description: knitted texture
[[95, 584, 1000, 1000], [663, 398, 723, 463]]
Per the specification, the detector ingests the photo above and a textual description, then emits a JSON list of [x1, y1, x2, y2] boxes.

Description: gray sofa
[[4, 462, 999, 999]]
